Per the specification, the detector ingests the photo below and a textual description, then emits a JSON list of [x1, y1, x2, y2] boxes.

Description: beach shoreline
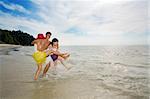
[[0, 44, 21, 48], [0, 45, 149, 99], [0, 44, 21, 55]]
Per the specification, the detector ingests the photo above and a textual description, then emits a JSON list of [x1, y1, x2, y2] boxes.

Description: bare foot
[[42, 73, 46, 78], [34, 77, 38, 80], [64, 54, 70, 60], [43, 74, 49, 78]]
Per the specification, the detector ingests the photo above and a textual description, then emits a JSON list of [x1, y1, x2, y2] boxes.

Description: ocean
[[0, 45, 149, 99]]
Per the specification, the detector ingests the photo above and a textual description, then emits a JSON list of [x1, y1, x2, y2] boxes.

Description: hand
[[63, 53, 68, 55]]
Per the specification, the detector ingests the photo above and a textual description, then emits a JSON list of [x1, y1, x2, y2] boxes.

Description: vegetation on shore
[[0, 29, 35, 46]]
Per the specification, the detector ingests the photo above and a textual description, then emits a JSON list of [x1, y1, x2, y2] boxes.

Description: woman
[[42, 38, 71, 77]]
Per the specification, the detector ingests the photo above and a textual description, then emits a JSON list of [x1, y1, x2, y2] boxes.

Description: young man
[[32, 33, 52, 80]]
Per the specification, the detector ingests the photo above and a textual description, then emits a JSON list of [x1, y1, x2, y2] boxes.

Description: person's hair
[[52, 38, 59, 43], [50, 42, 53, 45], [46, 32, 52, 36]]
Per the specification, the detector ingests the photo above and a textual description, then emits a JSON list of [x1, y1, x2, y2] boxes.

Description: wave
[[113, 62, 149, 68], [96, 61, 149, 68]]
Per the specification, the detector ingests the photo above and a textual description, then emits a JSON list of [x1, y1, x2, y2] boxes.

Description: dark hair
[[52, 38, 59, 43], [50, 42, 53, 45], [46, 32, 52, 36]]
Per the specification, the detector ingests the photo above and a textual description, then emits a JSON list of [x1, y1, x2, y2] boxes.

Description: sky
[[0, 0, 149, 45]]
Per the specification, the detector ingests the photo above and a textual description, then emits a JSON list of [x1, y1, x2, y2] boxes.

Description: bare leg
[[53, 61, 57, 74], [34, 64, 42, 80], [58, 56, 71, 70], [43, 61, 54, 77], [42, 62, 50, 77]]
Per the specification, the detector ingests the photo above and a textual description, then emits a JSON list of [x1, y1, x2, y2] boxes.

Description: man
[[32, 33, 52, 80]]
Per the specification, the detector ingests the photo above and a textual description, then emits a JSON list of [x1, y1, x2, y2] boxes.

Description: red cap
[[36, 34, 45, 39]]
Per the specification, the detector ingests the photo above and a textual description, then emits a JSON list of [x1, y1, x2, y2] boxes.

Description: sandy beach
[[0, 45, 149, 99]]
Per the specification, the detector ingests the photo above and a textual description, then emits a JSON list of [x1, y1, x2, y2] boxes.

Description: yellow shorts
[[32, 51, 47, 64]]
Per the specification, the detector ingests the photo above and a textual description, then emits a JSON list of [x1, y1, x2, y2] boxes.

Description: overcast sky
[[0, 0, 149, 45]]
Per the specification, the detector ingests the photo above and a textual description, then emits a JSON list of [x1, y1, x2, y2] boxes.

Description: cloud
[[0, 11, 58, 37], [0, 1, 30, 14], [0, 0, 148, 45]]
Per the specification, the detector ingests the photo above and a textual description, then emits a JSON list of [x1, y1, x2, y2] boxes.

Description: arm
[[45, 49, 64, 56], [52, 50, 65, 57], [31, 40, 37, 45], [53, 50, 69, 59]]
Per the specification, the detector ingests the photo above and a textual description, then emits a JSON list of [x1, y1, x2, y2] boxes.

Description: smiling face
[[46, 34, 51, 39]]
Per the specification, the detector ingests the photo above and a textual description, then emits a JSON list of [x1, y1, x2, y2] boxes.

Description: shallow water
[[0, 45, 149, 99]]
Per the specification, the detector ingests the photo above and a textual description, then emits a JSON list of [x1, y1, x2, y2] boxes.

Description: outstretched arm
[[52, 50, 65, 57], [53, 50, 70, 59], [45, 48, 63, 56], [31, 40, 37, 45]]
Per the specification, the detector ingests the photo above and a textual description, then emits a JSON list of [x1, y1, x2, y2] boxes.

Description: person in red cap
[[31, 33, 65, 80], [31, 33, 51, 80]]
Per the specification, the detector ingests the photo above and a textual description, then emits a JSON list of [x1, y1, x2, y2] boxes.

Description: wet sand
[[0, 44, 20, 55], [0, 45, 149, 99]]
